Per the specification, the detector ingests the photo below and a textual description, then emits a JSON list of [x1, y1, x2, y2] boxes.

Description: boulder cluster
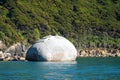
[[78, 48, 120, 57], [0, 42, 26, 61], [0, 35, 78, 61]]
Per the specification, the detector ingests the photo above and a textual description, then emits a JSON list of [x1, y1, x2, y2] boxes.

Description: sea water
[[0, 57, 120, 80]]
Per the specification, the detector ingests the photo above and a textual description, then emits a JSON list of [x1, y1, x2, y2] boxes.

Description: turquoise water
[[0, 57, 120, 80]]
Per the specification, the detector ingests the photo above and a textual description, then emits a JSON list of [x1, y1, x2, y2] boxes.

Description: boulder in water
[[26, 35, 77, 61]]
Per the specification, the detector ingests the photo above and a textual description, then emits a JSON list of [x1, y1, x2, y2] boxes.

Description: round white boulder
[[26, 35, 77, 61]]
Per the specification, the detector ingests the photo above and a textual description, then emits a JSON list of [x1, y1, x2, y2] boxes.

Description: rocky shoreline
[[78, 48, 120, 57], [0, 42, 26, 61], [0, 41, 120, 61]]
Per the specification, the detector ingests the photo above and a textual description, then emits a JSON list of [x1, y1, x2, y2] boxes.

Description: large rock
[[26, 35, 77, 61]]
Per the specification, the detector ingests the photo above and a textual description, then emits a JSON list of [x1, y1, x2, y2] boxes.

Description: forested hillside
[[0, 0, 120, 49]]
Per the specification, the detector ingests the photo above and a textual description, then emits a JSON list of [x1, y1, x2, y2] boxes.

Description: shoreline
[[0, 42, 120, 61], [0, 48, 120, 61], [77, 48, 120, 57]]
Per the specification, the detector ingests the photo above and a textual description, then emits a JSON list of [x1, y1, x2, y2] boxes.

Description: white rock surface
[[26, 35, 77, 61]]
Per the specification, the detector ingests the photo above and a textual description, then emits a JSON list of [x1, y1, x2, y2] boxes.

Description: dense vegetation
[[0, 0, 120, 49]]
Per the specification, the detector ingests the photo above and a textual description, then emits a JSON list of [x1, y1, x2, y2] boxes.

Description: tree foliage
[[0, 0, 120, 49]]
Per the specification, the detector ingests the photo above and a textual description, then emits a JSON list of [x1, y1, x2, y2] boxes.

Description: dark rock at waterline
[[26, 35, 77, 61]]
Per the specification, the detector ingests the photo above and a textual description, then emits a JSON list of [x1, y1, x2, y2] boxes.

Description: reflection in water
[[32, 61, 77, 80]]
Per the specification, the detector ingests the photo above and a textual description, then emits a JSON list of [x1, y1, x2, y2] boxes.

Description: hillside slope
[[0, 0, 120, 49]]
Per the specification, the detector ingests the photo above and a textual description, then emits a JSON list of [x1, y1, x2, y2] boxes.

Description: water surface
[[0, 57, 120, 80]]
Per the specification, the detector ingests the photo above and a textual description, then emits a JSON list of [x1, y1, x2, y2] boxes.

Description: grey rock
[[5, 43, 26, 57], [26, 35, 77, 61]]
